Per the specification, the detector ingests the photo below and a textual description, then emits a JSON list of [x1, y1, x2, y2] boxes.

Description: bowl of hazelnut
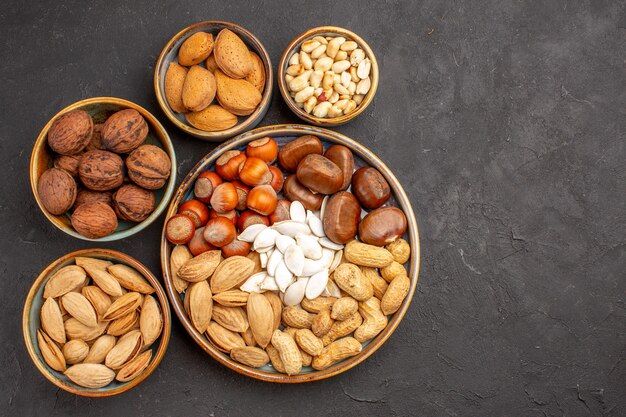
[[30, 97, 177, 241]]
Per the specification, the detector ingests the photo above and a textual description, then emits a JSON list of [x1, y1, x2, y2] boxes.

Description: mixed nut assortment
[[285, 35, 372, 118], [36, 257, 164, 388], [37, 108, 172, 238], [164, 29, 266, 131], [166, 135, 412, 375]]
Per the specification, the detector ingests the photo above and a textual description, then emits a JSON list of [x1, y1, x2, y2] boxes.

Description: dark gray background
[[1, 0, 624, 416]]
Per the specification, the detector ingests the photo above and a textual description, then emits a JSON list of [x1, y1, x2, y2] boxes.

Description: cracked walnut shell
[[113, 184, 156, 222], [126, 145, 171, 190], [78, 150, 125, 191]]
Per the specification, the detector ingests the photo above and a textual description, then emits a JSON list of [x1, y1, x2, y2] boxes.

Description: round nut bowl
[[160, 124, 419, 383], [22, 248, 171, 397], [278, 26, 379, 126], [154, 20, 273, 141], [30, 97, 177, 241]]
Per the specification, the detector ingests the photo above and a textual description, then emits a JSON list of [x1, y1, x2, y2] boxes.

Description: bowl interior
[[31, 98, 177, 241], [155, 21, 273, 140], [161, 125, 419, 382], [23, 249, 171, 396], [278, 27, 379, 126]]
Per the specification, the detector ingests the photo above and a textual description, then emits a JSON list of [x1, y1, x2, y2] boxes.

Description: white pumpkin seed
[[283, 279, 308, 306], [238, 224, 267, 242], [319, 237, 344, 250], [267, 249, 283, 277], [330, 250, 343, 273], [274, 221, 311, 237], [274, 261, 294, 292], [260, 275, 279, 291], [296, 233, 322, 260], [260, 252, 268, 268], [308, 215, 325, 237], [302, 258, 325, 276], [305, 269, 329, 300], [240, 272, 267, 293], [253, 228, 279, 250], [284, 245, 305, 276], [289, 201, 306, 223], [322, 278, 342, 298], [275, 235, 296, 253]]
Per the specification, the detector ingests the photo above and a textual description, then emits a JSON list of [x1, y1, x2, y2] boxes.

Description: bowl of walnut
[[30, 97, 177, 241]]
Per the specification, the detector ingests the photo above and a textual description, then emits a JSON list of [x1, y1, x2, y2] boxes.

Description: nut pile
[[166, 135, 412, 375], [164, 28, 265, 132], [38, 108, 172, 238], [285, 35, 372, 118], [37, 257, 164, 388]]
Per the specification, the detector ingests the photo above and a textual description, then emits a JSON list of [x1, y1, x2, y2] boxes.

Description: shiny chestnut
[[221, 235, 251, 258], [269, 200, 291, 224], [246, 184, 277, 216], [277, 135, 323, 171], [209, 209, 238, 225], [351, 167, 390, 209], [237, 210, 270, 230], [210, 182, 238, 213], [322, 191, 361, 244], [296, 154, 344, 195], [282, 175, 324, 211], [268, 165, 284, 193], [215, 150, 246, 180], [246, 137, 278, 164], [231, 180, 250, 211], [203, 217, 237, 247], [188, 227, 216, 256], [324, 145, 354, 191], [194, 171, 222, 203], [178, 199, 210, 227], [358, 207, 407, 246], [239, 157, 272, 186]]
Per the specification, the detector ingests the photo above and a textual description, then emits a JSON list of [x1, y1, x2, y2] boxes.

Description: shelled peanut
[[285, 35, 372, 118], [37, 257, 164, 388]]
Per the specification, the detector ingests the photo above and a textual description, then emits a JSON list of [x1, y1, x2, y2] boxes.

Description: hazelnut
[[47, 110, 93, 155], [53, 154, 82, 177], [85, 123, 105, 151], [126, 145, 171, 190], [102, 109, 149, 153], [78, 150, 125, 191], [71, 201, 118, 238], [112, 184, 156, 222], [74, 190, 113, 210], [37, 167, 77, 215]]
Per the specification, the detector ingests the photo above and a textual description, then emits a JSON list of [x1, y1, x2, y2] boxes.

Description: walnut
[[53, 154, 82, 177], [126, 145, 171, 190], [78, 150, 125, 191], [102, 109, 148, 153], [37, 168, 77, 215], [112, 184, 156, 222], [85, 123, 105, 151], [73, 189, 113, 210], [47, 110, 93, 155], [71, 201, 118, 238]]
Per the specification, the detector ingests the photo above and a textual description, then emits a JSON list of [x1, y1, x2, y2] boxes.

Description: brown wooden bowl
[[278, 26, 379, 126], [154, 20, 273, 141], [22, 248, 171, 397], [160, 124, 420, 383], [30, 97, 177, 241]]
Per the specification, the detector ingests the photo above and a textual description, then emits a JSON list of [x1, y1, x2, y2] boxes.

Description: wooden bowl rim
[[277, 26, 379, 127], [29, 96, 178, 241], [160, 124, 420, 383], [153, 20, 274, 141], [22, 248, 172, 397]]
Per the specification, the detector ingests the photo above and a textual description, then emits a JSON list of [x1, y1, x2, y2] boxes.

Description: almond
[[182, 65, 216, 112], [170, 245, 192, 293], [83, 335, 116, 364], [102, 292, 142, 321], [230, 346, 269, 368], [245, 51, 265, 93], [106, 310, 138, 336], [185, 104, 237, 132], [212, 305, 249, 333], [116, 350, 152, 382], [210, 256, 255, 293], [212, 290, 249, 307], [178, 31, 214, 66], [214, 69, 262, 116], [187, 280, 212, 334], [214, 29, 253, 79], [206, 321, 245, 353], [81, 285, 112, 319], [105, 330, 142, 369], [140, 295, 163, 346], [40, 297, 66, 344], [64, 318, 107, 341], [107, 264, 155, 294], [43, 265, 86, 298], [65, 363, 115, 388], [164, 62, 188, 113], [178, 250, 222, 283], [61, 292, 98, 327], [247, 292, 274, 348], [37, 329, 66, 372], [62, 339, 89, 364]]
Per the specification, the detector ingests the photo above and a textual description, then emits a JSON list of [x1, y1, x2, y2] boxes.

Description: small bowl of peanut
[[278, 26, 379, 126]]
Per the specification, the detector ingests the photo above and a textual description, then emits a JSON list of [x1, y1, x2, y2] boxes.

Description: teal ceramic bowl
[[30, 97, 177, 241], [23, 248, 172, 397]]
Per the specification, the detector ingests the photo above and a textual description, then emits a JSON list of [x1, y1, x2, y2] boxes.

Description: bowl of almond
[[23, 249, 171, 396], [160, 124, 419, 383], [154, 21, 273, 141]]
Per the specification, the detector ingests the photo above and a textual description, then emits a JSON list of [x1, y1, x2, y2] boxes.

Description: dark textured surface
[[1, 1, 624, 416]]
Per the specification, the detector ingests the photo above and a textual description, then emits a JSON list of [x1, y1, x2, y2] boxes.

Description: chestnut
[[237, 210, 270, 231], [246, 137, 278, 164], [210, 182, 238, 212], [188, 226, 216, 256], [246, 184, 277, 216], [239, 157, 272, 186], [358, 207, 407, 246], [282, 175, 323, 211], [351, 167, 390, 209], [322, 191, 361, 244], [296, 154, 344, 195], [215, 150, 246, 180], [165, 213, 195, 244], [203, 217, 237, 247], [221, 235, 251, 258], [324, 145, 354, 191], [269, 200, 291, 224], [277, 135, 323, 171], [194, 171, 222, 203], [209, 209, 238, 225], [231, 180, 250, 211], [268, 165, 284, 193], [178, 199, 210, 227]]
